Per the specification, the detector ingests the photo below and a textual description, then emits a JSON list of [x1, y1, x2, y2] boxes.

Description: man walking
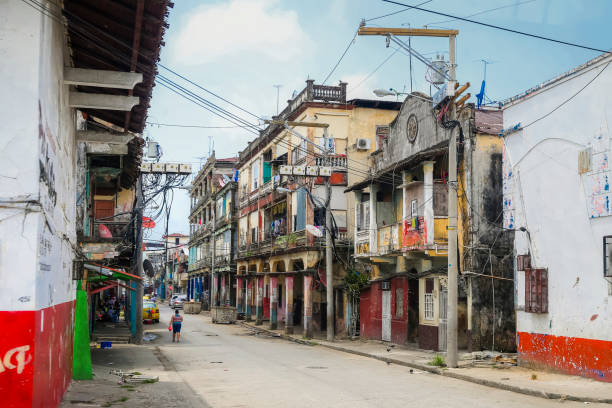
[[170, 309, 183, 343]]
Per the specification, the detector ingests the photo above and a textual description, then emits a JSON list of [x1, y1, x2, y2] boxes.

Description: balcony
[[84, 220, 131, 242], [355, 229, 371, 256], [276, 81, 347, 121], [236, 230, 311, 259], [378, 224, 400, 255]]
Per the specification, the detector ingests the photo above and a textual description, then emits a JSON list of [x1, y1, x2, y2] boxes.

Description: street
[[151, 307, 599, 408]]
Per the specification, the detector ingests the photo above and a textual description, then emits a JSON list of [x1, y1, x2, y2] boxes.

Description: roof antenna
[[476, 59, 497, 109]]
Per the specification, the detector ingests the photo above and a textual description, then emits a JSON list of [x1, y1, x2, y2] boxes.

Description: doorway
[[382, 289, 391, 342]]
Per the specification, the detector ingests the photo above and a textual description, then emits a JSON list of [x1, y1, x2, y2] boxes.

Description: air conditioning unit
[[140, 162, 152, 173], [293, 166, 305, 176], [306, 166, 319, 176], [179, 163, 192, 174], [279, 165, 293, 175], [356, 138, 371, 150], [166, 163, 179, 173], [151, 163, 165, 173], [381, 281, 391, 290]]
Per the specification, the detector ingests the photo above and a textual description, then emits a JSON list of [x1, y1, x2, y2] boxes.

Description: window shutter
[[525, 268, 548, 313]]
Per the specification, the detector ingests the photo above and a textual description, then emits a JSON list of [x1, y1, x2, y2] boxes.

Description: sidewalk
[[240, 321, 612, 404], [61, 340, 206, 408]]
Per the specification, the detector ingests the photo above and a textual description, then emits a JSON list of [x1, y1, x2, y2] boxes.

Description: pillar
[[285, 275, 294, 334], [269, 275, 278, 330], [130, 281, 137, 335], [369, 184, 378, 253], [255, 276, 263, 325], [246, 277, 253, 321], [353, 190, 362, 256], [213, 274, 219, 306], [423, 161, 435, 246], [220, 274, 226, 305], [237, 277, 243, 313], [187, 279, 191, 300], [303, 274, 313, 338]]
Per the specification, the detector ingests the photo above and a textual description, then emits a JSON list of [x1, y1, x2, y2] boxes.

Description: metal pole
[[211, 206, 216, 307], [446, 34, 458, 368], [134, 175, 144, 344], [324, 128, 334, 341]]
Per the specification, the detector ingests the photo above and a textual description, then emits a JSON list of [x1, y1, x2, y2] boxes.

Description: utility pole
[[134, 175, 144, 344], [357, 25, 461, 367], [324, 128, 334, 341], [446, 33, 459, 368]]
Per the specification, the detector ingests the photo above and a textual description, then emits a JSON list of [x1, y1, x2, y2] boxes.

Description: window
[[604, 236, 612, 277], [395, 288, 403, 318], [525, 268, 548, 313], [175, 237, 179, 245], [424, 293, 434, 320], [251, 227, 258, 244], [411, 199, 418, 218], [251, 161, 259, 191]]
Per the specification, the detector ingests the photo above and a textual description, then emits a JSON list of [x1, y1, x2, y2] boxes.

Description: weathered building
[[0, 1, 170, 404], [165, 233, 189, 296], [348, 93, 514, 352], [188, 154, 238, 309], [502, 52, 612, 382], [234, 80, 401, 337]]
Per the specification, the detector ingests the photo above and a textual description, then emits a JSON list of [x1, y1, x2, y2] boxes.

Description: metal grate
[[525, 268, 548, 313]]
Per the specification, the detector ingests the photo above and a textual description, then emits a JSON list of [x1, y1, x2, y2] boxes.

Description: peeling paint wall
[[0, 2, 77, 405], [503, 54, 612, 381]]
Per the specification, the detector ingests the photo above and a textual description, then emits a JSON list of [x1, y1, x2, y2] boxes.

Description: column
[[213, 274, 219, 306], [353, 190, 362, 257], [423, 161, 435, 246], [246, 277, 253, 321], [187, 278, 192, 300], [369, 184, 378, 253], [285, 275, 294, 334], [237, 276, 244, 313], [303, 274, 313, 338], [255, 276, 263, 325], [269, 275, 278, 330]]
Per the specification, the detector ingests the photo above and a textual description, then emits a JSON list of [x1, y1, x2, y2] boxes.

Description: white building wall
[[503, 56, 612, 341], [0, 1, 77, 311]]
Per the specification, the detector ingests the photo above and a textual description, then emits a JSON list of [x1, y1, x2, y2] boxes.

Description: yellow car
[[143, 295, 151, 300], [143, 301, 159, 323]]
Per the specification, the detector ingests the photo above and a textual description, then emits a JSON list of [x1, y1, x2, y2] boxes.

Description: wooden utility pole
[[357, 25, 460, 367]]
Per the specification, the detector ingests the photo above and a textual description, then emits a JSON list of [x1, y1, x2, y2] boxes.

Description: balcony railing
[[89, 220, 131, 242], [236, 229, 311, 259], [378, 224, 400, 255]]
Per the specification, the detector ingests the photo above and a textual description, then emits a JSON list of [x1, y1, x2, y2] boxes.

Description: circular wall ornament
[[407, 114, 418, 143]]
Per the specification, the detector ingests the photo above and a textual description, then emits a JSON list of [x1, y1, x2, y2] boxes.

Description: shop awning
[[84, 263, 142, 282]]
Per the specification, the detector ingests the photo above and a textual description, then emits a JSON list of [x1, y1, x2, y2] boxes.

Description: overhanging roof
[[63, 0, 173, 134]]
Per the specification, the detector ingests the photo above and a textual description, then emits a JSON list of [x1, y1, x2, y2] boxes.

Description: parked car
[[171, 294, 187, 309], [143, 301, 159, 323]]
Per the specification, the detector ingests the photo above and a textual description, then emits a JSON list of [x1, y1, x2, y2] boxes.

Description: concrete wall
[[0, 2, 77, 405], [503, 54, 612, 381]]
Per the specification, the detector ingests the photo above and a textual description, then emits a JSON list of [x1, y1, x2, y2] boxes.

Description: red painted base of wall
[[0, 300, 75, 407], [360, 278, 409, 344], [517, 332, 612, 382]]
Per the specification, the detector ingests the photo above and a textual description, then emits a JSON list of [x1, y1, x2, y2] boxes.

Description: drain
[[306, 366, 328, 369]]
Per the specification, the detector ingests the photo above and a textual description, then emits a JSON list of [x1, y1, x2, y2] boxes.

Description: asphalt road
[[154, 306, 599, 408]]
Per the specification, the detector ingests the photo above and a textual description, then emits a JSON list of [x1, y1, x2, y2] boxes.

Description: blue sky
[[144, 0, 611, 239]]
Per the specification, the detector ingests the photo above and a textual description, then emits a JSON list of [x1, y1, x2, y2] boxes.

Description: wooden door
[[382, 290, 391, 342]]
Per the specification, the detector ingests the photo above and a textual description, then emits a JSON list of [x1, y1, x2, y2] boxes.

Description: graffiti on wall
[[38, 102, 58, 213], [502, 144, 515, 229], [584, 125, 612, 218], [0, 345, 31, 374]]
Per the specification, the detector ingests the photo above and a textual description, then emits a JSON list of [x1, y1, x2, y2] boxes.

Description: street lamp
[[373, 88, 397, 97]]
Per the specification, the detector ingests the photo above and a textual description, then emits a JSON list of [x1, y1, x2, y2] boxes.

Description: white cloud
[[173, 0, 312, 64]]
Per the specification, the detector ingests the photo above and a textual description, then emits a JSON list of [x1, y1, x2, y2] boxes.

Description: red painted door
[[263, 283, 270, 319]]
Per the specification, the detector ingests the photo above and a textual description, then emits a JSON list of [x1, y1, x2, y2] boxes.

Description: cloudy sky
[[144, 0, 611, 239]]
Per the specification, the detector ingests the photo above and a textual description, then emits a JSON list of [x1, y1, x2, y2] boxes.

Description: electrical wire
[[424, 0, 537, 26], [322, 29, 359, 85], [365, 0, 432, 22], [146, 122, 255, 129], [382, 0, 611, 54]]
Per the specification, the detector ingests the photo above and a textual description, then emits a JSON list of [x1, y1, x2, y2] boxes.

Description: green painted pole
[[72, 281, 92, 379]]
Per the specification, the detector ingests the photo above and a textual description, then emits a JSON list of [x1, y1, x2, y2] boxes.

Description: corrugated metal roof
[[474, 109, 503, 135], [63, 0, 173, 134]]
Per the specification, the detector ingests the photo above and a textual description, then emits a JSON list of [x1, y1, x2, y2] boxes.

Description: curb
[[240, 322, 612, 404]]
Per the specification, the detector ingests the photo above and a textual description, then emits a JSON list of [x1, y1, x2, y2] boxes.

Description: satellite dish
[[305, 224, 323, 237]]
